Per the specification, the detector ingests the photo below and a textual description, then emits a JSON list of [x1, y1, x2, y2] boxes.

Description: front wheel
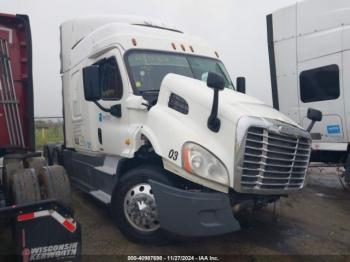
[[111, 166, 173, 244]]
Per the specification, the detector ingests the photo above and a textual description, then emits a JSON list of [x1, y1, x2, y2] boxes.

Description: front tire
[[111, 166, 173, 244]]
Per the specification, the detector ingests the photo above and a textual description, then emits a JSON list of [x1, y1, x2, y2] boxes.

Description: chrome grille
[[239, 126, 311, 190]]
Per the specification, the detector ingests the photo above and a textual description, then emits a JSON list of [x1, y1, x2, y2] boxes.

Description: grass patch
[[35, 120, 63, 149]]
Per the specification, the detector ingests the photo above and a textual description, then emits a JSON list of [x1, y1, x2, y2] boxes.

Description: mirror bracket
[[93, 102, 122, 118], [93, 101, 110, 113], [207, 109, 221, 132]]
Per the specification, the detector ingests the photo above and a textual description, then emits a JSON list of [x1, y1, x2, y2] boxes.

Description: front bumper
[[149, 180, 240, 237]]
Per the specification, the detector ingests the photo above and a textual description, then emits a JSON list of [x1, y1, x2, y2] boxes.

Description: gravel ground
[[76, 170, 350, 257], [1, 169, 350, 260]]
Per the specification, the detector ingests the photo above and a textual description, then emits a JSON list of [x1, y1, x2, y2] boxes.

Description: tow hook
[[232, 200, 255, 214]]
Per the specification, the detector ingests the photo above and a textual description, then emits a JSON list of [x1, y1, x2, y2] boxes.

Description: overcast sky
[[0, 0, 299, 117]]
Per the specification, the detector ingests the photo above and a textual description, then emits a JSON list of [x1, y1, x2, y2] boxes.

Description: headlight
[[182, 142, 229, 186]]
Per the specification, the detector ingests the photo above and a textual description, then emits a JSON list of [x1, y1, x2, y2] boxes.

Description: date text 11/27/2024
[[127, 256, 220, 261]]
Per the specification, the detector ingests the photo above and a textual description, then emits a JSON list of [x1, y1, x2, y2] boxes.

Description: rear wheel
[[0, 168, 10, 230], [111, 166, 173, 244], [24, 157, 47, 175], [43, 144, 54, 166], [3, 159, 23, 197], [38, 165, 72, 208], [11, 168, 41, 205], [52, 148, 62, 165]]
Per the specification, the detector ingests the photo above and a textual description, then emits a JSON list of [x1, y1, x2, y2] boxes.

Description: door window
[[94, 57, 123, 100], [299, 64, 340, 103]]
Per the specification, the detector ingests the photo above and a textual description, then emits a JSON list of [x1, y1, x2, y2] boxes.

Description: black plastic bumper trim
[[149, 180, 240, 237]]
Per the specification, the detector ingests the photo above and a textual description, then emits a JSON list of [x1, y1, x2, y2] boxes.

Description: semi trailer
[[0, 13, 81, 261], [47, 15, 321, 244], [267, 0, 350, 186]]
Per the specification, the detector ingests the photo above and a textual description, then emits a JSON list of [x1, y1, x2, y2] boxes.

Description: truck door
[[89, 48, 130, 156], [298, 53, 347, 146], [65, 48, 129, 193]]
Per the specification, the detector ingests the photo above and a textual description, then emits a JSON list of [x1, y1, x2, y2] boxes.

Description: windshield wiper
[[140, 90, 159, 93]]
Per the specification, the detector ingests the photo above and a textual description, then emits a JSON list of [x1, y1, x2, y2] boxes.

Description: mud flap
[[15, 209, 81, 261], [149, 180, 240, 237]]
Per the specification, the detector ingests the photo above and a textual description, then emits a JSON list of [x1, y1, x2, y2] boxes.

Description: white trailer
[[267, 0, 350, 184], [53, 16, 319, 243]]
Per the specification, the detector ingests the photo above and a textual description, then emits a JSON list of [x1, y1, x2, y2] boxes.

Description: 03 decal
[[168, 149, 178, 160]]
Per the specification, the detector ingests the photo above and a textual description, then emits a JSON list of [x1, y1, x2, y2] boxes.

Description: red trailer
[[0, 13, 35, 155], [0, 14, 81, 261]]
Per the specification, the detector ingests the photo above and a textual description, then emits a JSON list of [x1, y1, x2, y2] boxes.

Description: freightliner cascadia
[[54, 16, 321, 243]]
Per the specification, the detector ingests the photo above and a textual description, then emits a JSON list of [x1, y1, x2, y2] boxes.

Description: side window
[[95, 57, 123, 100], [300, 64, 340, 103]]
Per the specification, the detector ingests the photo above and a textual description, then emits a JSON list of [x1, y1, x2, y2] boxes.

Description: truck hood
[[142, 74, 305, 192], [158, 74, 299, 128]]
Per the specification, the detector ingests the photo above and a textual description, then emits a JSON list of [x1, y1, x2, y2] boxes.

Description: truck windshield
[[126, 51, 234, 92]]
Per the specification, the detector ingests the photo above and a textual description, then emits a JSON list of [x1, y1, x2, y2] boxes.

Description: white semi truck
[[267, 0, 350, 185], [52, 16, 320, 243]]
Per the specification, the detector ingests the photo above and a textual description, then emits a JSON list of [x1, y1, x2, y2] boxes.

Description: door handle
[[98, 128, 103, 144]]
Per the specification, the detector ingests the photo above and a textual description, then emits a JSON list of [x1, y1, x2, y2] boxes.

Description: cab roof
[[60, 16, 219, 73]]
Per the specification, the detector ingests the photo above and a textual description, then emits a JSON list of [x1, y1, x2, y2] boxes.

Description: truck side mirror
[[307, 108, 322, 122], [306, 108, 322, 132], [207, 72, 224, 133], [236, 77, 246, 94], [83, 65, 101, 101], [207, 72, 225, 91]]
